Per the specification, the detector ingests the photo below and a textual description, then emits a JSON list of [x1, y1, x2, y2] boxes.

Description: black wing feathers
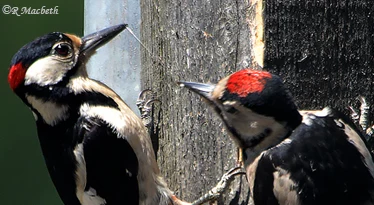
[[76, 116, 139, 205], [254, 111, 374, 205]]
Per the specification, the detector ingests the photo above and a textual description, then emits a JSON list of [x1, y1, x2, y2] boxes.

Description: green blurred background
[[0, 0, 83, 204]]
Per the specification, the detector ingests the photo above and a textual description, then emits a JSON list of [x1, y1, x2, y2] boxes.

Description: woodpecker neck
[[222, 107, 297, 165], [242, 123, 293, 166]]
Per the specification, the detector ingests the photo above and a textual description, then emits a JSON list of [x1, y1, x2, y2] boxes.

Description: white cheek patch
[[24, 56, 74, 86]]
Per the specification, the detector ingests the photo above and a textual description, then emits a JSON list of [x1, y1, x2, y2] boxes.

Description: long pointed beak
[[80, 24, 128, 55], [178, 81, 215, 101]]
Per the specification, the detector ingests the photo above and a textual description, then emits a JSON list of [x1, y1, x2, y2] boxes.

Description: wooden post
[[264, 1, 374, 114], [140, 0, 374, 204], [140, 0, 254, 204]]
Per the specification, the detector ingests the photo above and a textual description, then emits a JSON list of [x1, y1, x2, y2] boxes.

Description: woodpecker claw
[[348, 106, 359, 125], [137, 89, 152, 100], [348, 96, 374, 145], [190, 166, 245, 205], [358, 96, 370, 132], [145, 99, 161, 108], [137, 89, 161, 129], [136, 89, 153, 113]]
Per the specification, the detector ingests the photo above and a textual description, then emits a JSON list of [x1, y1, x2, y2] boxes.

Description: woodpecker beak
[[178, 81, 215, 101], [80, 24, 128, 56]]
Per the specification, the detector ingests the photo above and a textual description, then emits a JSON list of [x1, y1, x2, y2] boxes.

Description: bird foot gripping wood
[[349, 96, 374, 140], [136, 89, 161, 129], [349, 96, 374, 153], [190, 166, 246, 205]]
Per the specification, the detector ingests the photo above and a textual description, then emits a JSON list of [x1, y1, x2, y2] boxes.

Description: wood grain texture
[[264, 1, 374, 114], [140, 0, 254, 204]]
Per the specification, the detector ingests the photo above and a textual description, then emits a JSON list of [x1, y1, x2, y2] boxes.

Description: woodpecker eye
[[53, 43, 72, 57]]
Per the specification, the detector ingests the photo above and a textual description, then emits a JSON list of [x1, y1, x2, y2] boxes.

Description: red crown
[[226, 69, 272, 97]]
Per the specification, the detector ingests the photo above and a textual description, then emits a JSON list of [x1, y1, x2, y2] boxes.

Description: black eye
[[54, 44, 71, 57]]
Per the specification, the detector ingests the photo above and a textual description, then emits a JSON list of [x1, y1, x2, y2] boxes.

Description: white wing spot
[[82, 187, 107, 205], [126, 169, 133, 177], [334, 119, 343, 128], [273, 167, 301, 205]]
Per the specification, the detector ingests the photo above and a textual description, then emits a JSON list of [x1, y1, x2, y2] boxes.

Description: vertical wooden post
[[140, 0, 255, 204]]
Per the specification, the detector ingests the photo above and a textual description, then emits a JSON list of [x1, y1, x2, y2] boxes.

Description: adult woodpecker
[[7, 24, 178, 205], [179, 69, 374, 205], [8, 24, 243, 205]]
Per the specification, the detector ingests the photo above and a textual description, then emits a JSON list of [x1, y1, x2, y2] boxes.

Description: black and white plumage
[[8, 24, 175, 205], [179, 69, 374, 205]]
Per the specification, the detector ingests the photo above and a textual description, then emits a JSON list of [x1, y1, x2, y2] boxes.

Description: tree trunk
[[140, 0, 374, 204]]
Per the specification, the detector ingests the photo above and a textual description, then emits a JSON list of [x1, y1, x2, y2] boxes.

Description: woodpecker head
[[8, 24, 127, 97], [179, 69, 302, 149]]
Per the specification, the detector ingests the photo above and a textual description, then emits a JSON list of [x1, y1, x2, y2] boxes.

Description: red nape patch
[[226, 69, 272, 97], [8, 62, 26, 91]]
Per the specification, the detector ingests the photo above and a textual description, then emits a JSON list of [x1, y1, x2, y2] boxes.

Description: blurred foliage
[[0, 0, 83, 204]]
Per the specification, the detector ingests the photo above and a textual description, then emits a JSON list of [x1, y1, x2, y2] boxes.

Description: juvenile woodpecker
[[179, 69, 374, 205], [8, 24, 178, 205]]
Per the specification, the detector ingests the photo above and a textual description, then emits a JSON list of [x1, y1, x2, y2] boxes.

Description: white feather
[[82, 187, 107, 205], [24, 56, 74, 86], [26, 95, 69, 126]]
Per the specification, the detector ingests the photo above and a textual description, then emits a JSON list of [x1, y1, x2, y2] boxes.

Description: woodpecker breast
[[55, 76, 173, 205], [246, 108, 374, 205]]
